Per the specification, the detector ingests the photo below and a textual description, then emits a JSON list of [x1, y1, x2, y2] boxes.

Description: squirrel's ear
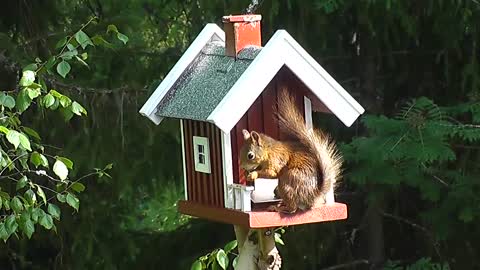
[[251, 131, 261, 145], [242, 129, 251, 140]]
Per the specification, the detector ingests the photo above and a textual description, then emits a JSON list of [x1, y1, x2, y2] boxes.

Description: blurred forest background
[[1, 0, 480, 269]]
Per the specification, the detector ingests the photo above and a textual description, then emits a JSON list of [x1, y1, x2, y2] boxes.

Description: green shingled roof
[[155, 42, 261, 121]]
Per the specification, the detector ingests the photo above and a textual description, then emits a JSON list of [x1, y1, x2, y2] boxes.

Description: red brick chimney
[[222, 14, 262, 58]]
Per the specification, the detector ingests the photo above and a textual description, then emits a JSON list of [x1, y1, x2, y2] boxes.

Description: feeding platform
[[179, 200, 347, 228]]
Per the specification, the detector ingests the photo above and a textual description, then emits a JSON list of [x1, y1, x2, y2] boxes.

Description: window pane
[[198, 144, 204, 153], [199, 154, 205, 164]]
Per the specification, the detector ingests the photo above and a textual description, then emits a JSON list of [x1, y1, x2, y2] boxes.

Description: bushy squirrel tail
[[276, 89, 342, 199]]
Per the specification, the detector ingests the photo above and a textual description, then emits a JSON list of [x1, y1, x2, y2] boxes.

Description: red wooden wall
[[183, 119, 224, 207], [230, 66, 325, 184]]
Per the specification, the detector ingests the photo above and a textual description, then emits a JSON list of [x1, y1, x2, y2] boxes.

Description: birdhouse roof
[[140, 23, 365, 133]]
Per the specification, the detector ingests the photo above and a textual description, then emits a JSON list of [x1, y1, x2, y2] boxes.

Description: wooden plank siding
[[183, 119, 224, 207], [230, 66, 315, 184]]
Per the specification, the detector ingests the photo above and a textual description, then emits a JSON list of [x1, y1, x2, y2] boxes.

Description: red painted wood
[[184, 120, 224, 207], [262, 81, 279, 139], [178, 200, 348, 228], [222, 15, 262, 57], [235, 114, 248, 185], [247, 96, 264, 133]]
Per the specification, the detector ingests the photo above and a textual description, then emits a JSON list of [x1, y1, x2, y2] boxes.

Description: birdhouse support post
[[234, 225, 282, 270]]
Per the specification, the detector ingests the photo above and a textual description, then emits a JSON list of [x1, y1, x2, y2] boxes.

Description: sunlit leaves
[[19, 70, 35, 87], [36, 185, 47, 205], [42, 93, 55, 108], [6, 130, 20, 149], [53, 159, 69, 180], [0, 18, 128, 243], [30, 152, 48, 168], [71, 101, 87, 116]]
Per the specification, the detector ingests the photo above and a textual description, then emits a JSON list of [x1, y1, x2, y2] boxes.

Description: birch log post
[[234, 225, 282, 270]]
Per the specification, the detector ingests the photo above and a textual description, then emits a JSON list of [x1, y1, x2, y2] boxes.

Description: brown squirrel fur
[[239, 90, 342, 213]]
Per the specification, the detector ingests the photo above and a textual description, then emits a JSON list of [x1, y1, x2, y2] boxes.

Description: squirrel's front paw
[[246, 171, 258, 182]]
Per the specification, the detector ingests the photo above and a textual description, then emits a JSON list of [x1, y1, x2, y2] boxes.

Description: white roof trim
[[207, 30, 365, 133], [139, 23, 225, 125]]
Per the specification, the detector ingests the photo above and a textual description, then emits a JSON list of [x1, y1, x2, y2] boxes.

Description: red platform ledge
[[178, 200, 348, 228]]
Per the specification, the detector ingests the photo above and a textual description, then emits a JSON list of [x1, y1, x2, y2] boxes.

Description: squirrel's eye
[[247, 152, 255, 160]]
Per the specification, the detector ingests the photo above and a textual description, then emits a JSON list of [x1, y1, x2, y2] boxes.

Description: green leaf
[[60, 51, 77, 61], [66, 193, 79, 211], [191, 260, 203, 270], [23, 63, 38, 72], [36, 185, 47, 205], [16, 176, 28, 190], [42, 94, 55, 108], [232, 257, 238, 268], [224, 240, 237, 253], [56, 157, 73, 169], [26, 87, 41, 99], [81, 52, 88, 60], [0, 223, 8, 242], [16, 89, 32, 112], [60, 106, 74, 121], [48, 203, 61, 220], [22, 218, 35, 239], [274, 233, 284, 245], [59, 95, 72, 108], [216, 249, 228, 270], [55, 37, 68, 49], [53, 159, 68, 180], [56, 61, 71, 78], [11, 197, 24, 213], [75, 30, 94, 49], [107, 24, 119, 33], [18, 133, 31, 151], [24, 189, 36, 205], [30, 152, 48, 168], [71, 101, 87, 116], [116, 32, 129, 44], [19, 70, 35, 87], [6, 130, 20, 149], [5, 215, 17, 236], [39, 213, 54, 229], [22, 127, 41, 141], [0, 126, 8, 134], [0, 94, 15, 109], [91, 35, 113, 48], [32, 207, 44, 223], [56, 193, 66, 203], [71, 182, 85, 193]]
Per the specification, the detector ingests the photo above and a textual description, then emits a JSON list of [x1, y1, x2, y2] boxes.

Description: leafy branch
[[0, 18, 127, 241]]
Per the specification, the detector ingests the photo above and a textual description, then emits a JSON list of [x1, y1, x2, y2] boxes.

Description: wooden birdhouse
[[140, 15, 365, 228]]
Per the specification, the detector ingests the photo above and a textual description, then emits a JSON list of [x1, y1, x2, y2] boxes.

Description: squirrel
[[239, 89, 342, 213]]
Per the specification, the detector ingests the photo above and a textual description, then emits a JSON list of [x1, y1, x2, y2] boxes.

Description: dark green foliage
[[1, 0, 480, 269]]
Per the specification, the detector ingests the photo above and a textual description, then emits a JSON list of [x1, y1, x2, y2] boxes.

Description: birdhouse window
[[193, 136, 211, 173]]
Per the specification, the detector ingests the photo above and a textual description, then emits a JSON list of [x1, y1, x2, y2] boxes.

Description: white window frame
[[193, 136, 211, 174]]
